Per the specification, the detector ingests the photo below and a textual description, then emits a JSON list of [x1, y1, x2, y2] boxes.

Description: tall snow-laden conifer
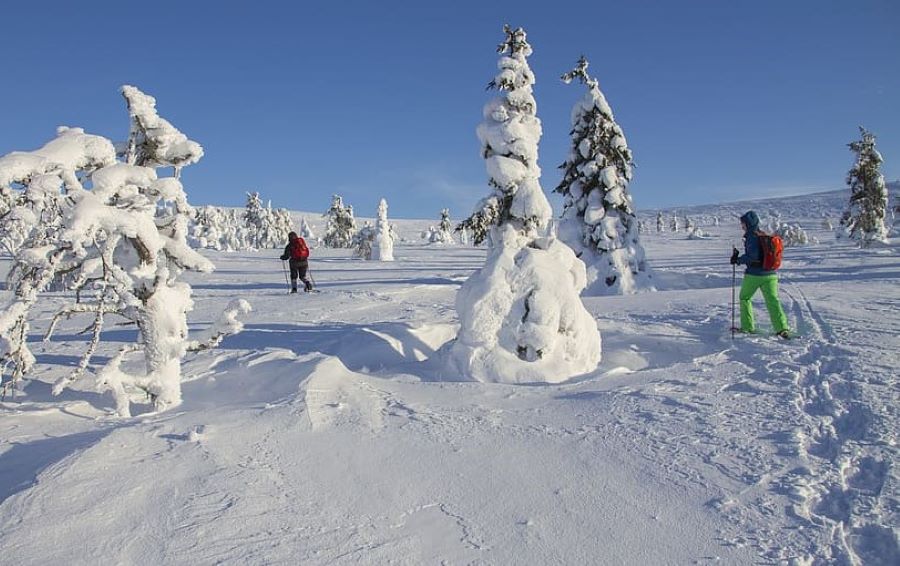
[[446, 26, 601, 384], [840, 127, 889, 246], [555, 57, 652, 294]]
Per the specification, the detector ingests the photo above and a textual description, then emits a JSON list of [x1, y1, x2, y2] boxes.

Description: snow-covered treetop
[[121, 85, 204, 171], [0, 127, 116, 190], [377, 198, 388, 223], [848, 127, 883, 168], [461, 25, 552, 245]]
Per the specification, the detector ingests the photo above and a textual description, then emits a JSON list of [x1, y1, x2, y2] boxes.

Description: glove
[[730, 248, 739, 265]]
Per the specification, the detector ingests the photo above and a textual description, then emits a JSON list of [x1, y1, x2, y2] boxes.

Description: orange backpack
[[756, 231, 783, 271], [289, 237, 310, 260]]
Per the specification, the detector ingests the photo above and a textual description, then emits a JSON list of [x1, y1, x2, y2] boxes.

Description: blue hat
[[740, 210, 760, 230]]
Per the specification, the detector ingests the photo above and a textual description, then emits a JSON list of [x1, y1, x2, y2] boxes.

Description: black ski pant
[[289, 259, 312, 291]]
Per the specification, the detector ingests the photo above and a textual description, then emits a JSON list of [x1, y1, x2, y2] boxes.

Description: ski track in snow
[[1, 210, 898, 565]]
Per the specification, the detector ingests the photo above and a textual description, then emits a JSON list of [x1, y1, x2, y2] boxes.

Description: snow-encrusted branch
[[186, 299, 252, 352]]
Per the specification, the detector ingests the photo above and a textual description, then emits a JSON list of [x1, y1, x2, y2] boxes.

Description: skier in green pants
[[730, 210, 791, 338]]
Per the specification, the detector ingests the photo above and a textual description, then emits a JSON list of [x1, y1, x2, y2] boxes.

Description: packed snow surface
[[1, 192, 898, 564]]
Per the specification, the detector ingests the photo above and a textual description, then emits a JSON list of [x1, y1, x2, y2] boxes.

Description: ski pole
[[281, 260, 290, 290], [731, 257, 736, 341], [307, 266, 317, 290]]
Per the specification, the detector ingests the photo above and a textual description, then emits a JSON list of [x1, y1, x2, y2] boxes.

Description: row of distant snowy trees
[[190, 192, 296, 251], [0, 86, 249, 413]]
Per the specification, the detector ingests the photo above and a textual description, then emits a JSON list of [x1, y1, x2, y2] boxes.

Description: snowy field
[[1, 193, 898, 565]]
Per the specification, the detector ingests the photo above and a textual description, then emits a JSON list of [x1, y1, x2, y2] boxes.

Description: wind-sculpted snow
[[0, 193, 896, 564]]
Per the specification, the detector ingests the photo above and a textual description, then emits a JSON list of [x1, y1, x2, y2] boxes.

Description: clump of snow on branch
[[121, 85, 203, 174], [446, 26, 601, 384], [555, 56, 653, 295], [0, 86, 249, 413]]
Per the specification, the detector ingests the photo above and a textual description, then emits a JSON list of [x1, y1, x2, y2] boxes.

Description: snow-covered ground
[[1, 191, 897, 564]]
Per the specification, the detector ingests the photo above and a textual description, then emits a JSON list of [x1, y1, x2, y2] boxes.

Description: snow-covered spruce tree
[[839, 127, 889, 246], [555, 56, 652, 294], [371, 198, 394, 261], [323, 194, 356, 248], [671, 213, 680, 233], [446, 26, 600, 384], [243, 191, 266, 248], [0, 86, 249, 414], [656, 211, 664, 233]]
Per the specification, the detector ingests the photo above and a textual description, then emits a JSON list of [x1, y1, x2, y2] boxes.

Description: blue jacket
[[737, 211, 775, 276]]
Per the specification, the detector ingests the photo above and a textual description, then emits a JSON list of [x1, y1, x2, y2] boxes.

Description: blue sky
[[1, 0, 897, 219]]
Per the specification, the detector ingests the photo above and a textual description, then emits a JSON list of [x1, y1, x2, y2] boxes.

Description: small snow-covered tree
[[323, 194, 356, 248], [352, 221, 375, 259], [446, 26, 601, 384], [299, 216, 316, 244], [671, 213, 680, 233], [684, 215, 695, 232], [437, 208, 456, 244], [656, 211, 664, 233], [0, 86, 247, 414], [822, 217, 834, 231], [371, 198, 394, 261], [839, 127, 889, 246], [458, 226, 470, 245], [555, 56, 652, 294], [428, 209, 456, 244]]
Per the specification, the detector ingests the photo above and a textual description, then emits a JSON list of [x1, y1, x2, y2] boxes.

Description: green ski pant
[[739, 274, 789, 333]]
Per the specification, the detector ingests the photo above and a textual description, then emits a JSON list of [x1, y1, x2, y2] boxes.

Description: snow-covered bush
[[769, 221, 816, 247], [839, 127, 889, 246], [0, 86, 247, 414], [371, 198, 394, 261], [323, 194, 356, 248], [821, 217, 834, 231], [555, 56, 652, 295], [446, 26, 601, 384], [687, 227, 709, 240]]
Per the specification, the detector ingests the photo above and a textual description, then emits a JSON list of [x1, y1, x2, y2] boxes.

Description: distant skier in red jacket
[[280, 231, 313, 293]]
